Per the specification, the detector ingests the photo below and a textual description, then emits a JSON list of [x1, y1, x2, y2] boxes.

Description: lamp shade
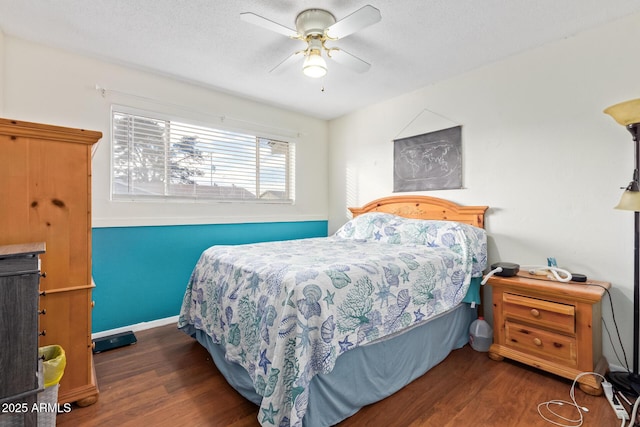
[[615, 189, 640, 211], [303, 51, 327, 78], [604, 98, 640, 126]]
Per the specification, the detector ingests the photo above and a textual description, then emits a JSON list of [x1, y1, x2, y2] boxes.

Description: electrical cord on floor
[[587, 284, 640, 427], [535, 284, 640, 426], [536, 369, 640, 426], [629, 397, 640, 427], [591, 283, 640, 427], [537, 372, 605, 427]]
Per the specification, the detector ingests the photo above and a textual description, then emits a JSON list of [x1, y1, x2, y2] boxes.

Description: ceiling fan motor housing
[[295, 9, 336, 38]]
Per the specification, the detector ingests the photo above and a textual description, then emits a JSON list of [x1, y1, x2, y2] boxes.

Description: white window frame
[[110, 106, 295, 204]]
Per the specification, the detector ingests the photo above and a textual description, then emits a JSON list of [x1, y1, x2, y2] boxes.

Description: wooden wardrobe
[[0, 118, 102, 406]]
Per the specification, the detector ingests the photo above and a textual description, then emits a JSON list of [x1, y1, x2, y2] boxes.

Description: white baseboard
[[92, 315, 179, 339]]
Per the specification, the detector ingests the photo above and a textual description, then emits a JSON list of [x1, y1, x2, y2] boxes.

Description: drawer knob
[[533, 337, 542, 346], [530, 308, 540, 318]]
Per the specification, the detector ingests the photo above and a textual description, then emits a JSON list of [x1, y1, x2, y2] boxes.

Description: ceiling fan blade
[[240, 12, 299, 38], [329, 48, 371, 73], [269, 50, 304, 73], [326, 5, 381, 39]]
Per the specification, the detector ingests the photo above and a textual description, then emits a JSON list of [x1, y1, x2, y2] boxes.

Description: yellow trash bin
[[38, 345, 66, 426]]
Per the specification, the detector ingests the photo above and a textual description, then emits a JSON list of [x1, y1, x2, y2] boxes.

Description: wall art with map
[[393, 126, 462, 192]]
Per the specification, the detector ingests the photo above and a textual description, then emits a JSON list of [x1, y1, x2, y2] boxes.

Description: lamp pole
[[629, 123, 640, 390], [611, 122, 640, 395], [604, 99, 640, 396]]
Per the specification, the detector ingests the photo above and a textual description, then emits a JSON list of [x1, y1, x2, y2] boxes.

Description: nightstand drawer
[[503, 293, 575, 334], [505, 321, 577, 366]]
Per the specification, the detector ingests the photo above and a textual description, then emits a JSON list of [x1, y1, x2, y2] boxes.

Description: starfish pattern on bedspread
[[178, 213, 487, 427]]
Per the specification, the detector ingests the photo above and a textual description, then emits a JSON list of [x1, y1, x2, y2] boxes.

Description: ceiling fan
[[240, 5, 382, 78]]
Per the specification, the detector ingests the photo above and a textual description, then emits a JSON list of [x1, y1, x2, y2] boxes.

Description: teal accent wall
[[91, 220, 328, 333]]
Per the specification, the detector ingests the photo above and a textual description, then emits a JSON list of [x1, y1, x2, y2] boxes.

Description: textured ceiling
[[1, 1, 639, 120]]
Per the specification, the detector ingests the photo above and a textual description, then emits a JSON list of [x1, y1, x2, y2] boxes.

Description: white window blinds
[[112, 110, 294, 202]]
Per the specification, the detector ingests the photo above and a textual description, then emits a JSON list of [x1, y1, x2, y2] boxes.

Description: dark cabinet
[[0, 242, 45, 426]]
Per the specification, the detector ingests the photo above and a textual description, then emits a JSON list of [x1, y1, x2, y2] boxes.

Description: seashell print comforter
[[178, 213, 487, 427]]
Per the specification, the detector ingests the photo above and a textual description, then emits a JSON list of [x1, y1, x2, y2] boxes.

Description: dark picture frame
[[393, 125, 462, 192]]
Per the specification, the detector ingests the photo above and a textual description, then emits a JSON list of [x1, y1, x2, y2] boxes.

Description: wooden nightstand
[[486, 273, 610, 395]]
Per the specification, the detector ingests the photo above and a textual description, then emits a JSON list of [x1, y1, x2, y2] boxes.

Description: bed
[[178, 195, 488, 427]]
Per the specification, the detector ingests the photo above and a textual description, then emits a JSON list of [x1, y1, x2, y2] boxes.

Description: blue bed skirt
[[186, 302, 477, 426]]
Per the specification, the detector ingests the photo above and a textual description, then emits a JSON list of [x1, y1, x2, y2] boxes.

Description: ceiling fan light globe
[[303, 53, 327, 78]]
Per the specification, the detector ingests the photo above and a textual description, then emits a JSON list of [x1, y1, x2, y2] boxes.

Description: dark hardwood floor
[[56, 325, 623, 426]]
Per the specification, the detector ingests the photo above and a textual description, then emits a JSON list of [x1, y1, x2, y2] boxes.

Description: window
[[111, 109, 294, 202]]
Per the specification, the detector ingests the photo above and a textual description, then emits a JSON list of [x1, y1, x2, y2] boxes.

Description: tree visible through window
[[112, 110, 294, 202]]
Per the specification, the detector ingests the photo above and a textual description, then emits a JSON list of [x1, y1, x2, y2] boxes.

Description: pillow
[[401, 219, 487, 276], [334, 212, 487, 276], [333, 212, 404, 242]]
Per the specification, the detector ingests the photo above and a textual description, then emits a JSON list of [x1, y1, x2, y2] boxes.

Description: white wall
[[2, 37, 328, 227], [329, 12, 640, 368]]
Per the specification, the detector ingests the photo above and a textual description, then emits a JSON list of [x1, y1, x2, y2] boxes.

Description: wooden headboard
[[348, 195, 488, 229]]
